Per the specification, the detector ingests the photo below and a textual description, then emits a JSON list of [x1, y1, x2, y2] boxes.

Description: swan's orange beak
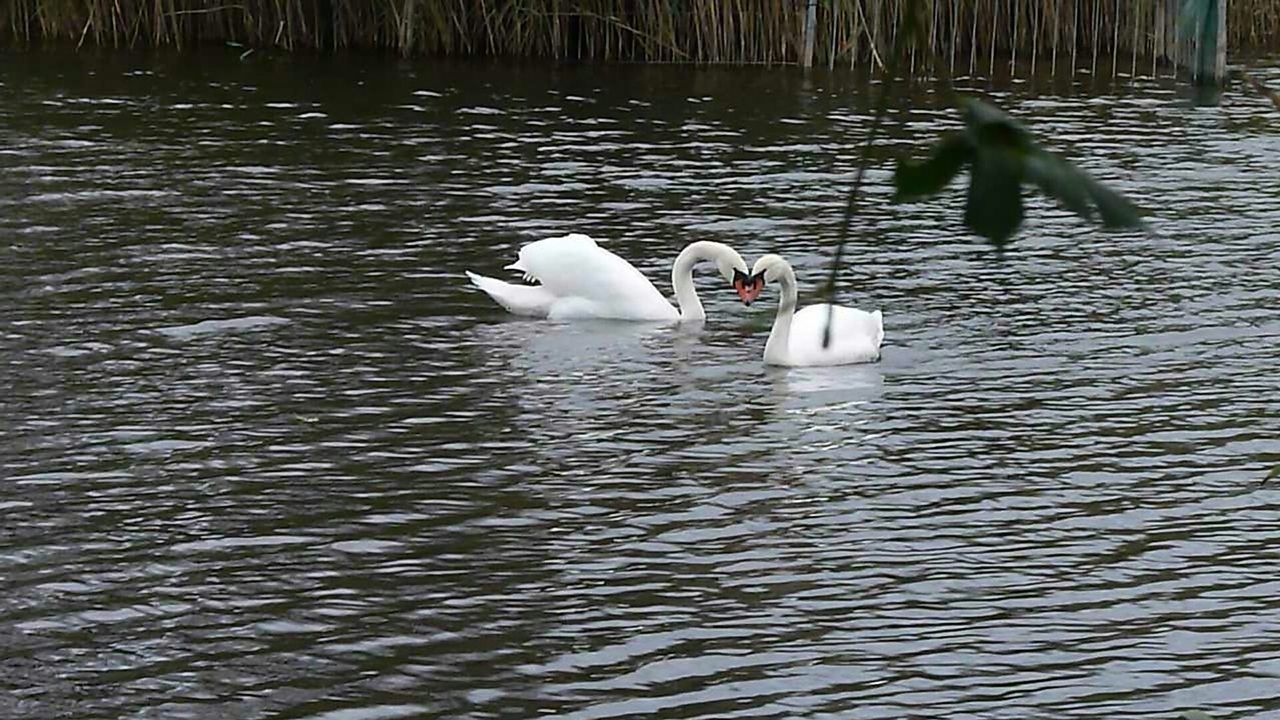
[[734, 272, 765, 305]]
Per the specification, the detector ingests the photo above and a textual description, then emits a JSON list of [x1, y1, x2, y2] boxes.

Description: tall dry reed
[[3, 0, 1276, 77]]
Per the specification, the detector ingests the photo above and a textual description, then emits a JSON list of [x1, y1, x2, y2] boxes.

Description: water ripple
[[1, 52, 1279, 720]]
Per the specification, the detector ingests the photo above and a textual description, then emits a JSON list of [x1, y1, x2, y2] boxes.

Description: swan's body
[[466, 233, 749, 322], [745, 254, 883, 367]]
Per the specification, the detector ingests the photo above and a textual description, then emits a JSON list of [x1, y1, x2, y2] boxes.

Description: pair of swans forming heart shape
[[466, 233, 882, 367]]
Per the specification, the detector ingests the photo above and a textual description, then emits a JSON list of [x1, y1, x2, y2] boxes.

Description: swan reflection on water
[[467, 316, 675, 379], [767, 363, 884, 398]]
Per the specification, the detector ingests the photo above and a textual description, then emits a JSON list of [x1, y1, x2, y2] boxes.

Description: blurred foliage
[[892, 98, 1145, 245]]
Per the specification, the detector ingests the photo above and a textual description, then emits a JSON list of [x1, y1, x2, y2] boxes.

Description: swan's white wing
[[466, 271, 555, 317], [505, 233, 598, 281], [507, 233, 677, 321], [788, 304, 883, 365]]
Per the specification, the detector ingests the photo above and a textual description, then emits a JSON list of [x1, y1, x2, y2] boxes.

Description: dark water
[[3, 49, 1280, 719]]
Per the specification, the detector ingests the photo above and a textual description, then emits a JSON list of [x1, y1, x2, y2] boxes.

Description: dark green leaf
[[958, 96, 1020, 130], [1025, 150, 1144, 229], [1082, 174, 1145, 229], [894, 133, 973, 201], [964, 145, 1024, 245], [915, 96, 1149, 244], [958, 97, 1033, 151], [1024, 152, 1094, 219]]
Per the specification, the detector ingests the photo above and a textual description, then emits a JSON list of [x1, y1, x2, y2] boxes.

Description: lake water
[[3, 49, 1280, 719]]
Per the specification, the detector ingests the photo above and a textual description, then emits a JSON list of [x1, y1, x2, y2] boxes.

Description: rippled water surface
[[3, 49, 1280, 719]]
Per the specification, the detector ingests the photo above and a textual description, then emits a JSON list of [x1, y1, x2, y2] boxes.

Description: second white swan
[[740, 254, 883, 366], [466, 233, 752, 322]]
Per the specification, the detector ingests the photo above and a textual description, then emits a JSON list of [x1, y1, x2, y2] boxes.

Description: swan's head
[[739, 254, 787, 305], [677, 240, 753, 302], [731, 267, 761, 304], [708, 244, 753, 303]]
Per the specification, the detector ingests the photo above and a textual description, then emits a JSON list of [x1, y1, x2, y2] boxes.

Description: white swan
[[466, 233, 752, 322], [742, 254, 883, 366]]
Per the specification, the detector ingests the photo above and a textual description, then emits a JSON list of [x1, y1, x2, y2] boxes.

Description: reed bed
[[4, 0, 1278, 75]]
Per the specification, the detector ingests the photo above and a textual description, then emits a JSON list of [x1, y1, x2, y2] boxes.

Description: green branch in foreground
[[894, 98, 1146, 246], [820, 0, 923, 348]]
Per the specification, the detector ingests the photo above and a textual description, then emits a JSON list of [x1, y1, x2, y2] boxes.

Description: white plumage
[[466, 233, 748, 322], [747, 254, 883, 367]]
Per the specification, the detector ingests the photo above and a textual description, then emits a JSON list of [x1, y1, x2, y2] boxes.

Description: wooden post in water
[[1155, 0, 1167, 65], [1214, 0, 1227, 83], [802, 0, 818, 67], [1187, 0, 1228, 84], [1156, 0, 1180, 71], [1170, 0, 1182, 73]]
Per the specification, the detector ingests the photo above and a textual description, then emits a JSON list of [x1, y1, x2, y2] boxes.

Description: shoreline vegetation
[[0, 0, 1274, 75], [4, 0, 1277, 76]]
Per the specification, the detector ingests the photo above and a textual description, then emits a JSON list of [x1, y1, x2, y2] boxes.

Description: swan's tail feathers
[[465, 271, 554, 317], [870, 310, 885, 349]]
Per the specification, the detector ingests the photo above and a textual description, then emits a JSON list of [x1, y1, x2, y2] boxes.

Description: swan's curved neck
[[671, 242, 720, 321], [763, 263, 798, 365]]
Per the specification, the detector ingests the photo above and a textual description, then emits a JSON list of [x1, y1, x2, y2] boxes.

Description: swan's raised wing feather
[[505, 233, 597, 281], [507, 233, 677, 320]]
